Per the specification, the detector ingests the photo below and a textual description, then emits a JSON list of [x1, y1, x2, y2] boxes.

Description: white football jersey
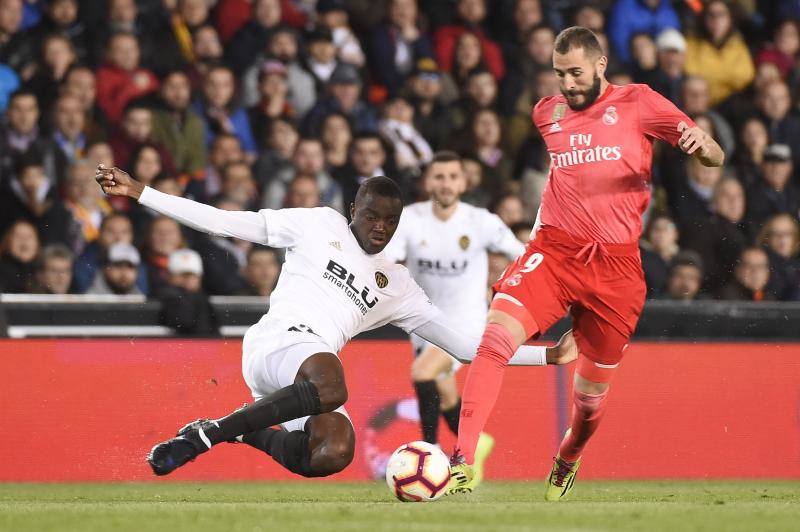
[[383, 201, 525, 325], [252, 207, 439, 353]]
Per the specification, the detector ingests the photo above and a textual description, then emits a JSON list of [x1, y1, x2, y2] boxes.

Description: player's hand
[[677, 121, 710, 157], [545, 329, 578, 365], [95, 164, 145, 200]]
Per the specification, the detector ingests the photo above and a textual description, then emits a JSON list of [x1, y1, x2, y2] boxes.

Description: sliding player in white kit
[[384, 151, 528, 489], [95, 164, 576, 479]]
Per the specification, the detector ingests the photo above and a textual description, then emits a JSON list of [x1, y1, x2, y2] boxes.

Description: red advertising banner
[[1, 339, 798, 481]]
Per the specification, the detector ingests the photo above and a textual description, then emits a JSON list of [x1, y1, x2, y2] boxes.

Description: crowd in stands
[[2, 0, 800, 334]]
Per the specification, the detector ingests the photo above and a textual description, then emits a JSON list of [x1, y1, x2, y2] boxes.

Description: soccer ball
[[385, 441, 451, 502]]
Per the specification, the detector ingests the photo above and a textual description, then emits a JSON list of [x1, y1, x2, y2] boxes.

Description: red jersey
[[533, 84, 694, 244]]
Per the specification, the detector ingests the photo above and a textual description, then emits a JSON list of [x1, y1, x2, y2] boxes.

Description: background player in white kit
[[95, 164, 576, 480], [384, 151, 531, 488]]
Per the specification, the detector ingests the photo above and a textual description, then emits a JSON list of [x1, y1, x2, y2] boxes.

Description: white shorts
[[242, 318, 350, 433], [410, 333, 462, 377]]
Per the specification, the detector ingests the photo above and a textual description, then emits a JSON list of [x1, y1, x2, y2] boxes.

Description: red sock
[[456, 323, 517, 464], [558, 389, 608, 463]]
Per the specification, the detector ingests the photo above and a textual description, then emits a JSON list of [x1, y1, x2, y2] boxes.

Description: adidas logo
[[550, 122, 562, 132], [329, 241, 342, 250]]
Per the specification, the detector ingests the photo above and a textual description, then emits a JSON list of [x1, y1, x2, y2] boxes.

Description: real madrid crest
[[375, 271, 389, 288], [459, 235, 470, 250], [602, 106, 618, 125]]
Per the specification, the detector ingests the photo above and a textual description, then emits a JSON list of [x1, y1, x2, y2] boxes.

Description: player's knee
[[573, 389, 608, 414], [297, 353, 348, 410], [309, 419, 355, 476], [410, 358, 436, 381]]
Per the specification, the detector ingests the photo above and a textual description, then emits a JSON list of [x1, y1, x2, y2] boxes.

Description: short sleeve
[[390, 275, 441, 333], [638, 85, 695, 147], [258, 207, 318, 248], [481, 211, 526, 258]]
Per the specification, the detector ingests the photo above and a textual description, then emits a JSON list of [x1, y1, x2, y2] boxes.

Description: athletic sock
[[442, 399, 461, 436], [413, 380, 441, 444], [558, 389, 608, 463], [203, 381, 321, 445], [241, 428, 316, 477], [456, 323, 517, 464]]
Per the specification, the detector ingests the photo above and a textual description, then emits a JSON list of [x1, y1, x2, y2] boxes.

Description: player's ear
[[349, 202, 356, 220], [595, 55, 608, 78]]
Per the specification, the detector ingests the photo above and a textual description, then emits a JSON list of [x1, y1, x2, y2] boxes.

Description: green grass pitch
[[2, 481, 798, 532]]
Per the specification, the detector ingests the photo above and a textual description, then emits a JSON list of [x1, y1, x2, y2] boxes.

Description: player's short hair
[[355, 176, 403, 204], [554, 26, 603, 58], [424, 150, 463, 175]]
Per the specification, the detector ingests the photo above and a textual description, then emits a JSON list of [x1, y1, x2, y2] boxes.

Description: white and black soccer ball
[[385, 440, 451, 502]]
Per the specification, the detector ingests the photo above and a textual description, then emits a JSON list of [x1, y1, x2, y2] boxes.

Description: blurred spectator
[[320, 112, 352, 171], [317, 0, 365, 68], [454, 68, 499, 131], [302, 62, 377, 136], [460, 155, 491, 207], [663, 250, 704, 301], [218, 160, 259, 210], [718, 247, 774, 301], [61, 66, 108, 141], [95, 32, 159, 124], [510, 220, 533, 244], [128, 144, 167, 187], [203, 132, 244, 200], [226, 0, 282, 76], [0, 89, 42, 179], [487, 250, 511, 300], [629, 33, 658, 81], [237, 246, 281, 297], [745, 144, 799, 232], [499, 0, 544, 67], [30, 0, 89, 65], [62, 160, 112, 253], [608, 0, 680, 65], [668, 157, 724, 228], [110, 103, 175, 174], [499, 24, 554, 118], [756, 79, 800, 169], [24, 33, 76, 112], [684, 0, 755, 107], [0, 219, 39, 293], [303, 27, 339, 91], [433, 0, 505, 81], [757, 213, 800, 300], [682, 177, 748, 293], [284, 175, 322, 208], [0, 155, 72, 246], [42, 93, 91, 182], [0, 63, 20, 112], [0, 0, 34, 73], [491, 193, 524, 227], [262, 137, 343, 212], [732, 116, 768, 187], [247, 60, 293, 146], [367, 0, 434, 95], [190, 24, 225, 83], [462, 108, 512, 190], [755, 19, 800, 81], [678, 76, 735, 157], [86, 141, 115, 170], [449, 31, 488, 91], [85, 241, 143, 295], [240, 26, 315, 115], [32, 243, 73, 294], [573, 4, 605, 33], [640, 214, 680, 298], [640, 29, 686, 106], [407, 58, 454, 151], [73, 212, 148, 294], [150, 69, 206, 177], [379, 95, 432, 177], [253, 119, 297, 187], [143, 215, 185, 297], [334, 131, 387, 209], [195, 65, 257, 156], [159, 248, 219, 335]]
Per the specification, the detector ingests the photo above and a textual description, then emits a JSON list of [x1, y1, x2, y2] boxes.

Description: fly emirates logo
[[549, 133, 622, 169]]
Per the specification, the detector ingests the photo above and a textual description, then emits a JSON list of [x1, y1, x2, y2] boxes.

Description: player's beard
[[563, 73, 602, 111]]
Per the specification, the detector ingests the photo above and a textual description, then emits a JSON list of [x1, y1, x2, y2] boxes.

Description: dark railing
[[2, 294, 800, 341]]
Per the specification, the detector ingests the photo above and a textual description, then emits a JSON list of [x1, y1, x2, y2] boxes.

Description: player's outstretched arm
[[95, 164, 269, 245], [677, 122, 725, 167], [411, 315, 577, 366]]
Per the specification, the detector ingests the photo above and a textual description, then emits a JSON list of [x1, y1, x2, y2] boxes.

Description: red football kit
[[493, 84, 695, 377]]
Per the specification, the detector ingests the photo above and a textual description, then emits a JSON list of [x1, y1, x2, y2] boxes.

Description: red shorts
[[492, 225, 646, 369]]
